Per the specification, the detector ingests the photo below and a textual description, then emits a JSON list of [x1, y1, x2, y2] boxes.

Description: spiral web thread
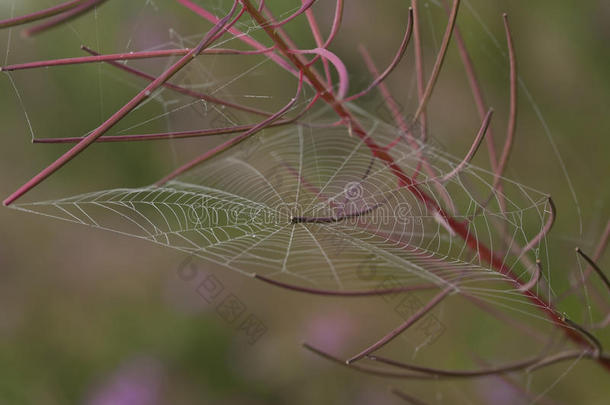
[[11, 103, 553, 320]]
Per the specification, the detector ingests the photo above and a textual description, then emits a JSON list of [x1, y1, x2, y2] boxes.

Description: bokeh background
[[0, 1, 609, 404]]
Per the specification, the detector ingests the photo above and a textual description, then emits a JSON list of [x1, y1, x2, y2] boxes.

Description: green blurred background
[[0, 1, 608, 404]]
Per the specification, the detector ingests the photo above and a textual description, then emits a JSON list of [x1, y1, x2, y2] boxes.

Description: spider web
[[11, 103, 553, 312]]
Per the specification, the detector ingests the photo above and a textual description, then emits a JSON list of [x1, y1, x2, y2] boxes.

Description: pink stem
[[441, 108, 493, 182], [33, 120, 292, 143], [345, 8, 413, 102], [0, 46, 276, 72], [23, 0, 108, 37], [0, 0, 88, 29], [346, 285, 454, 363]]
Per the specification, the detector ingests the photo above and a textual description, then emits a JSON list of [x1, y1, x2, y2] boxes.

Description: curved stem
[[253, 273, 436, 297], [23, 0, 108, 37], [576, 247, 610, 294], [411, 0, 460, 122], [441, 108, 493, 182], [0, 0, 88, 29], [347, 285, 454, 363], [493, 13, 518, 188], [346, 8, 413, 102]]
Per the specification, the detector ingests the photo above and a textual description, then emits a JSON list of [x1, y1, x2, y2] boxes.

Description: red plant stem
[[391, 388, 430, 405], [302, 0, 332, 86], [576, 247, 610, 293], [238, 0, 610, 371], [559, 220, 610, 303], [302, 343, 432, 379], [0, 46, 275, 72], [412, 0, 460, 122], [32, 120, 292, 143], [347, 285, 454, 363], [80, 46, 273, 118], [493, 14, 518, 188], [518, 260, 542, 292], [301, 0, 344, 78], [441, 108, 493, 182], [369, 349, 607, 378], [269, 0, 316, 28], [253, 274, 436, 297], [345, 8, 413, 102], [23, 0, 108, 37], [451, 22, 499, 172], [3, 2, 241, 206], [0, 0, 88, 29], [411, 0, 428, 142]]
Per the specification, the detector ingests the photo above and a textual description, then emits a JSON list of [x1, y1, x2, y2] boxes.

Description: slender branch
[[32, 120, 292, 143], [391, 388, 430, 405], [289, 48, 349, 99], [1, 45, 278, 72], [304, 0, 344, 81], [0, 0, 88, 29], [519, 197, 556, 256], [411, 0, 460, 122], [493, 13, 518, 187], [23, 0, 108, 37], [560, 220, 610, 300], [302, 0, 332, 86], [369, 352, 545, 378], [518, 259, 542, 292], [441, 108, 493, 182], [411, 0, 427, 142], [346, 285, 454, 364], [576, 247, 610, 294], [253, 273, 436, 297], [302, 342, 431, 379], [3, 1, 240, 206], [346, 8, 413, 102], [268, 0, 316, 28], [527, 350, 610, 372]]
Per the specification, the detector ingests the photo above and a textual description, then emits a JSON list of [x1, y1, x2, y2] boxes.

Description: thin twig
[[411, 0, 460, 122], [441, 108, 493, 182], [253, 273, 436, 297], [346, 285, 454, 363], [518, 259, 542, 292], [411, 0, 427, 142], [23, 0, 108, 37], [493, 13, 518, 189], [391, 388, 430, 405], [576, 247, 610, 294], [0, 0, 88, 29], [32, 120, 292, 143], [346, 8, 413, 101]]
